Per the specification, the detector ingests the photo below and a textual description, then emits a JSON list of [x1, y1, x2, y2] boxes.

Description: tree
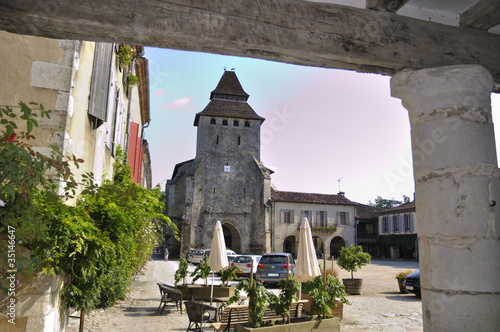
[[368, 195, 410, 208]]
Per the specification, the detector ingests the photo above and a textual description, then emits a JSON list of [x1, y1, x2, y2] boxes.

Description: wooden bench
[[210, 300, 307, 332]]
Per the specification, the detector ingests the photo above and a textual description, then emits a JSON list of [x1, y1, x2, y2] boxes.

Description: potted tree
[[188, 256, 236, 299], [337, 244, 371, 295]]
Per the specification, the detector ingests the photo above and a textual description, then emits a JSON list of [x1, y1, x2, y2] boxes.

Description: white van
[[191, 249, 237, 264]]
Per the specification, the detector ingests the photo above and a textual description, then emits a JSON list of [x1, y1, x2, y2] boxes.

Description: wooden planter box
[[234, 316, 340, 332], [177, 285, 234, 300], [300, 293, 344, 320]]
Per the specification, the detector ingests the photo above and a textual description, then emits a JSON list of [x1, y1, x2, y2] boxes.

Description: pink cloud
[[158, 96, 192, 110], [152, 89, 167, 97]]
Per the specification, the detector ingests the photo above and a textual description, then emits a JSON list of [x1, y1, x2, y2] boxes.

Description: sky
[[144, 47, 500, 205]]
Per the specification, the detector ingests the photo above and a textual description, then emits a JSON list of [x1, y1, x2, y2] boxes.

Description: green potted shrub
[[395, 270, 412, 294], [301, 274, 350, 320], [337, 244, 372, 295], [227, 278, 274, 329], [219, 265, 241, 287], [174, 258, 189, 286]]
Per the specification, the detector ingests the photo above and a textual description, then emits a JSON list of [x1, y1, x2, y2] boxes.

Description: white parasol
[[294, 218, 321, 299], [208, 220, 229, 305]]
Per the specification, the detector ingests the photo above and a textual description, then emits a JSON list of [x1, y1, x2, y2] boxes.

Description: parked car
[[185, 249, 197, 263], [255, 253, 295, 284], [230, 255, 262, 278], [191, 249, 237, 264], [404, 269, 421, 296], [189, 249, 206, 264]]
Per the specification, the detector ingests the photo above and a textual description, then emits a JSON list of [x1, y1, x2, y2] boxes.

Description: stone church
[[165, 70, 273, 258]]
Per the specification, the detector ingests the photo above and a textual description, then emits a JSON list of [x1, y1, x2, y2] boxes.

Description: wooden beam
[[366, 0, 409, 13], [460, 0, 500, 31], [0, 0, 499, 91]]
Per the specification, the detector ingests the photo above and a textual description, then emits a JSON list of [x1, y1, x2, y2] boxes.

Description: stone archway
[[222, 222, 241, 253], [330, 236, 346, 259], [312, 236, 325, 258], [283, 235, 297, 259]]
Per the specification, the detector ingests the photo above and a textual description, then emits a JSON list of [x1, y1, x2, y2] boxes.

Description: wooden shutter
[[394, 215, 400, 233], [88, 42, 113, 122], [346, 212, 351, 226], [335, 211, 340, 225], [410, 214, 415, 232], [300, 210, 305, 222], [323, 211, 328, 227], [280, 209, 284, 224], [290, 210, 295, 224], [316, 211, 321, 227]]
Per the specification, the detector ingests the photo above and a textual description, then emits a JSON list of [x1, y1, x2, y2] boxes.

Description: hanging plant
[[117, 44, 136, 67]]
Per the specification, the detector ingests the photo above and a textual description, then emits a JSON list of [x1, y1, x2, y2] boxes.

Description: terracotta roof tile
[[271, 188, 355, 205], [377, 201, 416, 214]]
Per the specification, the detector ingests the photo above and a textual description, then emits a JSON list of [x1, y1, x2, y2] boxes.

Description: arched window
[[222, 119, 228, 126], [210, 118, 216, 124], [244, 121, 250, 128], [233, 120, 239, 127]]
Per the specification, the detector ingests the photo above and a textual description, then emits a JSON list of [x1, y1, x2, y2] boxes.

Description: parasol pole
[[210, 271, 215, 306], [323, 254, 327, 290]]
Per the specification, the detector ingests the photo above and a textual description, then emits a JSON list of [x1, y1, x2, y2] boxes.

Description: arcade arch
[[222, 222, 241, 254]]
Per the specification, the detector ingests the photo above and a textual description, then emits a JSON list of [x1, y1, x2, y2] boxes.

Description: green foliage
[[190, 255, 211, 286], [302, 275, 350, 319], [337, 244, 372, 279], [218, 265, 241, 287], [269, 276, 300, 324], [1, 103, 178, 314], [368, 195, 410, 208], [126, 72, 139, 86], [174, 258, 189, 286], [117, 44, 136, 67], [228, 279, 274, 328]]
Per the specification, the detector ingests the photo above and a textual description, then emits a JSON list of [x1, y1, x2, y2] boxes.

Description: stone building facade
[[270, 189, 357, 259], [377, 201, 418, 260], [0, 31, 151, 331], [165, 71, 273, 258]]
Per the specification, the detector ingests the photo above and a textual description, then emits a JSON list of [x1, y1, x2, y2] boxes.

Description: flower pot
[[342, 278, 363, 295], [397, 279, 408, 294], [300, 293, 344, 320], [234, 316, 340, 332]]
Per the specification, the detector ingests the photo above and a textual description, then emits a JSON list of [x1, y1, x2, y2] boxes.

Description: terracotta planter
[[300, 293, 344, 320], [342, 278, 363, 295], [234, 316, 340, 332], [397, 279, 408, 294]]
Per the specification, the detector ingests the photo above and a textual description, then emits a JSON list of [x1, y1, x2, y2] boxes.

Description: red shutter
[[127, 122, 143, 184]]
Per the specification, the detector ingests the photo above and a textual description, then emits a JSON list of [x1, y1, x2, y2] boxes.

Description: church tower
[[165, 71, 273, 258]]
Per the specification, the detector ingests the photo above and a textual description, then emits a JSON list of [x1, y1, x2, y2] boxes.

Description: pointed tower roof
[[194, 71, 264, 126], [210, 70, 249, 100]]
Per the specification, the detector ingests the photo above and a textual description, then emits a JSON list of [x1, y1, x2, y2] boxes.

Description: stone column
[[391, 65, 500, 331]]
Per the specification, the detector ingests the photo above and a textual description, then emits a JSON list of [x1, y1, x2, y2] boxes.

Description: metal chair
[[184, 301, 218, 331]]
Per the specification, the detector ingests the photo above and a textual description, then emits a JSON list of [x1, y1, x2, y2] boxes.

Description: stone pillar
[[391, 65, 500, 332]]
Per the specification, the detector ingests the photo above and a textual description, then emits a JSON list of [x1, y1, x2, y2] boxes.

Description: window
[[393, 215, 400, 232], [280, 209, 294, 224], [238, 136, 241, 145], [383, 217, 390, 233], [210, 118, 216, 124], [222, 119, 228, 126], [339, 212, 347, 225], [233, 120, 239, 126], [245, 121, 250, 127], [301, 210, 312, 226], [283, 210, 291, 224], [315, 211, 327, 227], [405, 214, 413, 231]]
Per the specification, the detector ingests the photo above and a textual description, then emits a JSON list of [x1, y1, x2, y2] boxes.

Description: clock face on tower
[[224, 165, 231, 172]]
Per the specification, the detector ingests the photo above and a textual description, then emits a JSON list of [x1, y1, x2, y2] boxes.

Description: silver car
[[230, 255, 262, 278]]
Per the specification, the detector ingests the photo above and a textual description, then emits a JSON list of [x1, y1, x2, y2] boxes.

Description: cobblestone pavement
[[68, 255, 422, 331]]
